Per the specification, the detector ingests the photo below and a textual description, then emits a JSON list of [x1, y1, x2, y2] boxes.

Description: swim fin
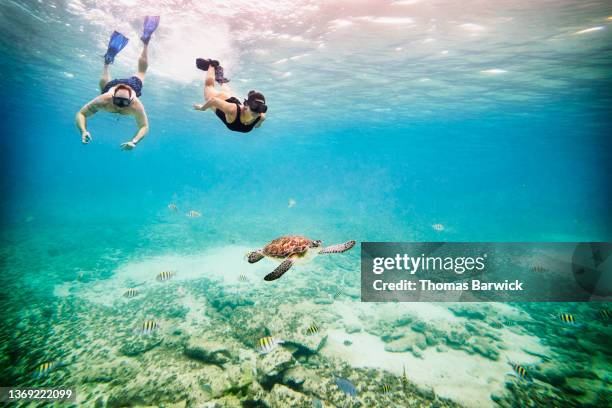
[[104, 31, 129, 65], [141, 16, 160, 44], [215, 65, 230, 84], [196, 58, 219, 71]]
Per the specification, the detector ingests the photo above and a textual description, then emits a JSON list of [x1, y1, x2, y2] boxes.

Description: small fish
[[239, 274, 248, 282], [509, 362, 531, 381], [168, 203, 178, 211], [306, 323, 319, 335], [401, 365, 408, 392], [123, 288, 139, 298], [598, 309, 611, 320], [33, 361, 62, 379], [257, 336, 284, 354], [432, 223, 444, 231], [489, 320, 504, 329], [288, 198, 297, 208], [333, 289, 343, 299], [76, 271, 85, 282], [381, 384, 392, 394], [531, 265, 546, 273], [186, 210, 201, 218], [335, 377, 357, 397], [156, 271, 173, 282], [553, 312, 577, 325], [140, 319, 159, 335]]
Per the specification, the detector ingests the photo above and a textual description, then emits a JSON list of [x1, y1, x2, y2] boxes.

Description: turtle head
[[310, 240, 323, 248]]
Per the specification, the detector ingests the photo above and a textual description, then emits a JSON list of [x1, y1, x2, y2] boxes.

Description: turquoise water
[[1, 1, 611, 407]]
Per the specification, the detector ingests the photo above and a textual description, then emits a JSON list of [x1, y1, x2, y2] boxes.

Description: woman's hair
[[247, 90, 265, 103], [246, 90, 267, 113]]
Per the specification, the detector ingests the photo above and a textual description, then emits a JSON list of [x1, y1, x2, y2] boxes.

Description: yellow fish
[[432, 223, 444, 231], [306, 324, 319, 335], [140, 319, 159, 335], [186, 210, 201, 218], [554, 312, 576, 325], [168, 203, 178, 211], [257, 336, 283, 354], [123, 288, 139, 298], [156, 271, 174, 282], [509, 362, 531, 381]]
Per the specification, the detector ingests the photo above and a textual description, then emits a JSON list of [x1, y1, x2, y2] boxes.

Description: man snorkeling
[[193, 59, 267, 133], [75, 16, 160, 150]]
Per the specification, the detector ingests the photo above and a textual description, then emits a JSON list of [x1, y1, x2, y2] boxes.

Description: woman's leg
[[204, 65, 218, 100], [134, 43, 149, 83], [99, 63, 110, 91]]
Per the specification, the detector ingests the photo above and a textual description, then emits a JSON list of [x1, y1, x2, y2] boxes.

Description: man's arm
[[121, 106, 149, 150], [75, 97, 103, 144]]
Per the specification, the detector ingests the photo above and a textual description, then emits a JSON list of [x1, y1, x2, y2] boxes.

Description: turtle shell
[[262, 236, 312, 258]]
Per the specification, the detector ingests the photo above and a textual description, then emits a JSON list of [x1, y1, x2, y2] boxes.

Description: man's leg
[[134, 43, 149, 83], [99, 63, 110, 91]]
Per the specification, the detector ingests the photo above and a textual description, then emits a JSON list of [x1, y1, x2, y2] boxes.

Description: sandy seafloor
[[8, 244, 599, 407]]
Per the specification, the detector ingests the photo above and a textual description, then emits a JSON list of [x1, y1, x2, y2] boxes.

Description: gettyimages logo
[[372, 253, 487, 275]]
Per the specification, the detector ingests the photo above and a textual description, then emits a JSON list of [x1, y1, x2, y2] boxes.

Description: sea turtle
[[247, 236, 356, 281]]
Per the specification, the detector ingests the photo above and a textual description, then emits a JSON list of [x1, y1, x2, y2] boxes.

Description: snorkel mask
[[112, 85, 133, 107], [245, 90, 267, 114]]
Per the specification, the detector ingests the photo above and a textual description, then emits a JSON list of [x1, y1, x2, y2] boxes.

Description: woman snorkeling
[[193, 58, 267, 133]]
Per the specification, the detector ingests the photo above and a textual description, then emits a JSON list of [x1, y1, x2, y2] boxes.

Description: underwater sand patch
[[320, 302, 548, 408], [53, 245, 271, 305]]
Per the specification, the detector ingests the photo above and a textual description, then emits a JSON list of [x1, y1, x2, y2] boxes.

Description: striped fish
[[509, 362, 530, 381], [33, 361, 61, 379], [432, 223, 444, 231], [333, 289, 343, 299], [306, 324, 319, 335], [257, 336, 283, 354], [156, 271, 173, 282], [531, 265, 546, 273], [168, 203, 178, 211], [401, 365, 408, 392], [186, 210, 201, 218], [598, 309, 611, 320], [140, 319, 159, 335], [489, 320, 503, 329], [381, 384, 392, 394], [123, 288, 139, 298], [554, 312, 576, 325], [239, 274, 248, 282]]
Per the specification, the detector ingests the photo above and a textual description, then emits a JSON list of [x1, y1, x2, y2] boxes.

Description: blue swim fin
[[104, 31, 129, 64], [141, 16, 160, 44]]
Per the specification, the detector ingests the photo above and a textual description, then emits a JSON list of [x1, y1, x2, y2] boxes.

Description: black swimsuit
[[215, 97, 261, 133]]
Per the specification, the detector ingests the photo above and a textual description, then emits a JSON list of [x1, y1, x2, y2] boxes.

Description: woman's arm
[[254, 112, 266, 128], [193, 97, 237, 116]]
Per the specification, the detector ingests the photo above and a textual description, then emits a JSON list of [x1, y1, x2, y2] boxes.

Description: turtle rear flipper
[[320, 240, 356, 254], [264, 259, 294, 281], [247, 250, 264, 263]]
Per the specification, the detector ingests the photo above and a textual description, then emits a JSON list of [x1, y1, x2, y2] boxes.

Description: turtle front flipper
[[264, 259, 294, 281], [319, 240, 356, 254], [247, 250, 265, 263]]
